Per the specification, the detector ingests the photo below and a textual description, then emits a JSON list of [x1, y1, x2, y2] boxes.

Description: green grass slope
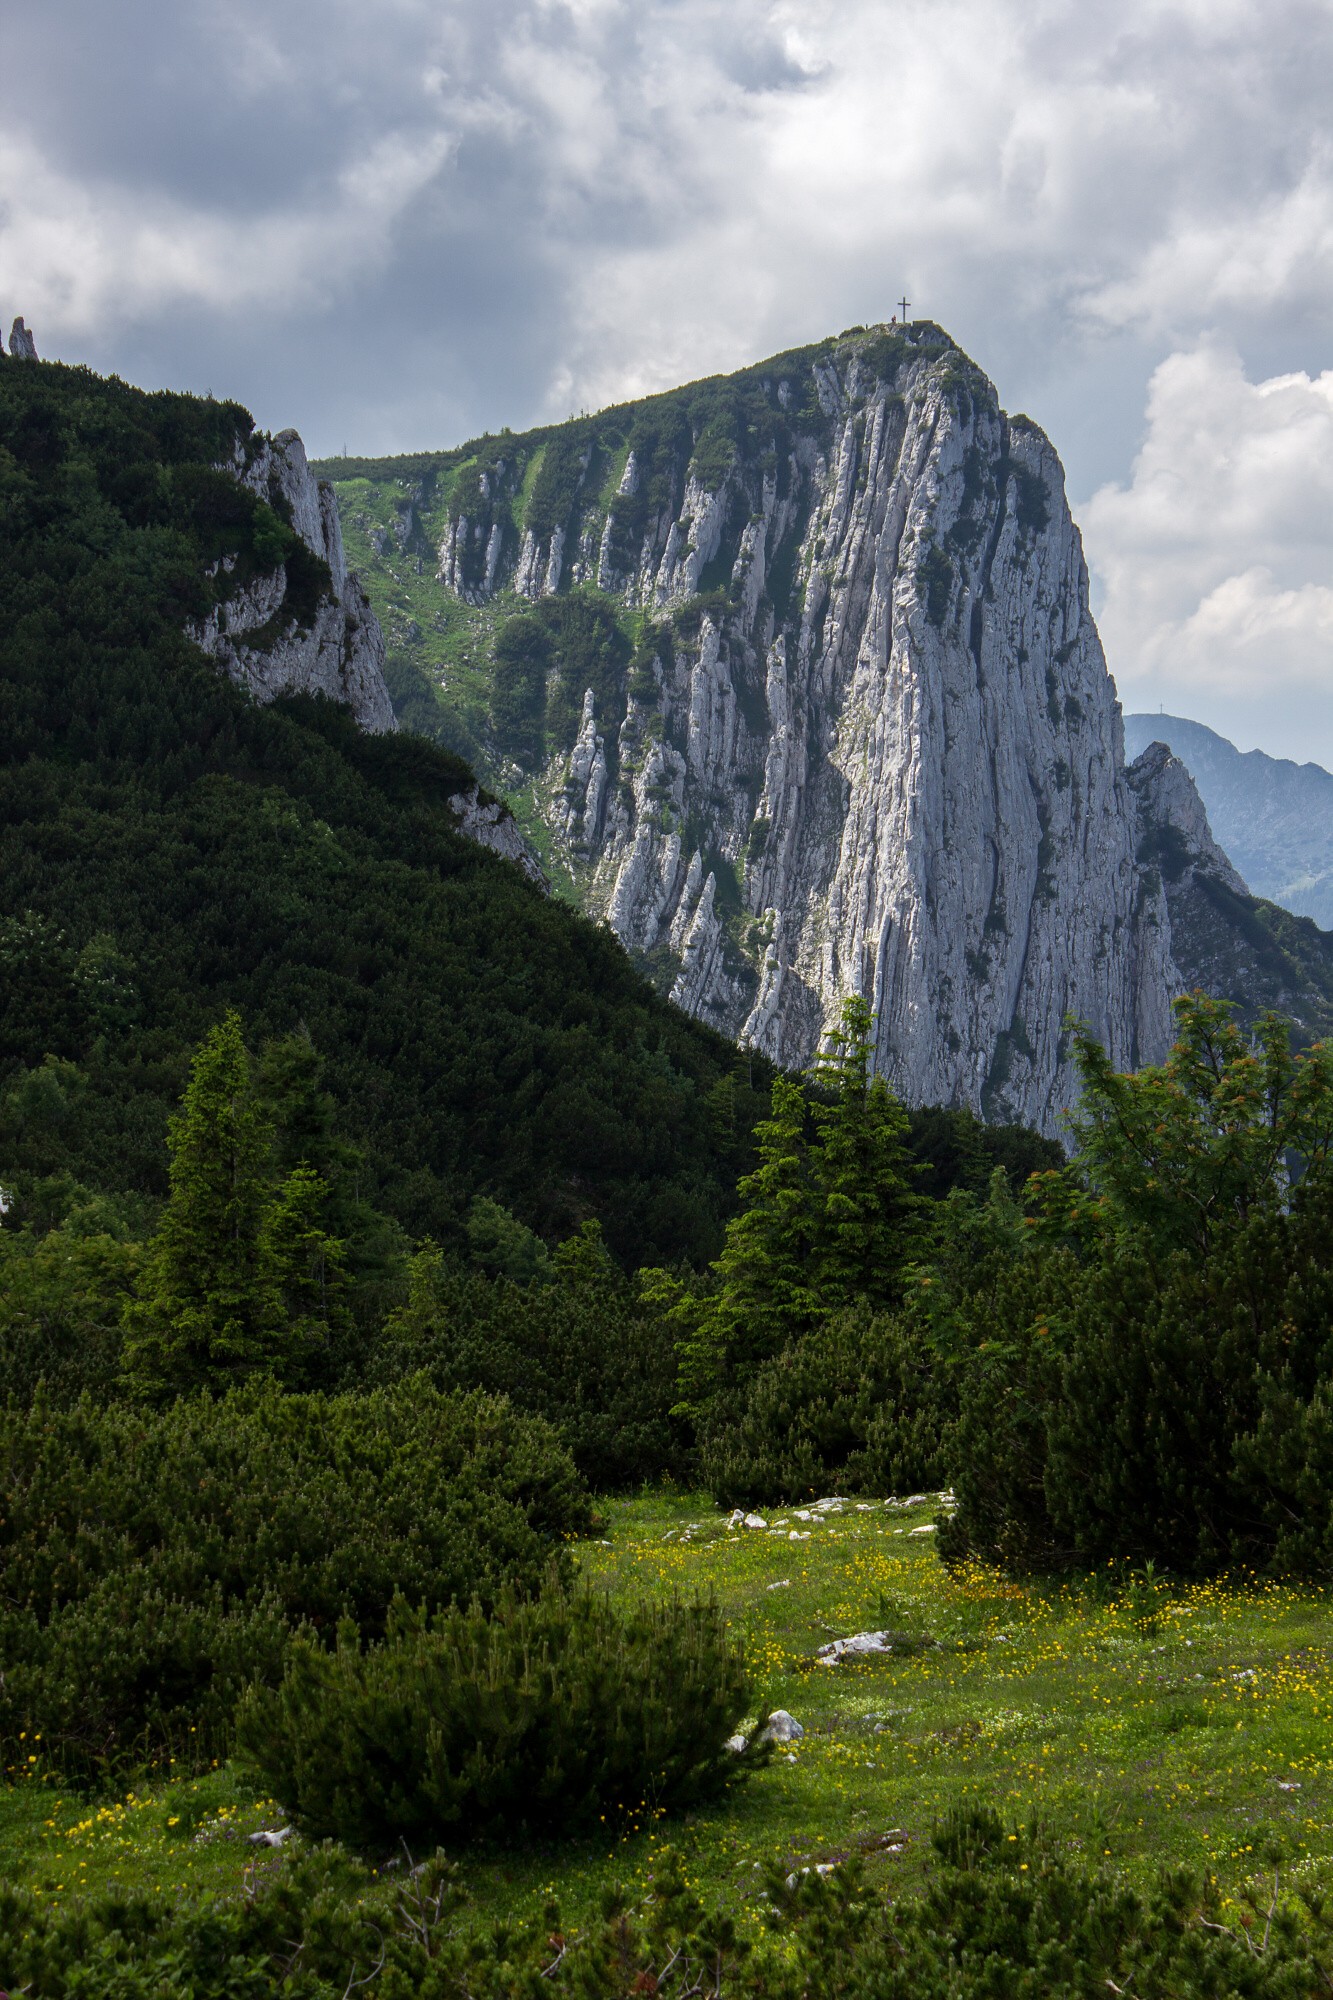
[[6, 1493, 1331, 1933]]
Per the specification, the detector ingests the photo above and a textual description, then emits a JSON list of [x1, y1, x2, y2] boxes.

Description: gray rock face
[[447, 784, 549, 890], [8, 317, 38, 360], [1126, 741, 1249, 897], [191, 429, 396, 734], [436, 328, 1186, 1133], [1125, 713, 1333, 929]]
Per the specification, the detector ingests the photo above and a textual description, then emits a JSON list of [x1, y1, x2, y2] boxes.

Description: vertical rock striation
[[191, 428, 396, 734], [427, 326, 1188, 1130]]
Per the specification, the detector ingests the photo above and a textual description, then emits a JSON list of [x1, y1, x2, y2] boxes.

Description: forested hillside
[[0, 351, 774, 1268]]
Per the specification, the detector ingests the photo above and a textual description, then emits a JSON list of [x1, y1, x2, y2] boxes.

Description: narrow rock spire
[[8, 317, 38, 360]]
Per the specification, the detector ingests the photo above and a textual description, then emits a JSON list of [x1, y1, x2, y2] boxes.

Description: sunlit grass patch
[[4, 1486, 1333, 1937]]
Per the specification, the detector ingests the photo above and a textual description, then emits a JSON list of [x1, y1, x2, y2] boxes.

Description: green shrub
[[917, 543, 953, 626], [2, 1804, 1327, 1997], [236, 1583, 751, 1850], [941, 1000, 1333, 1577], [699, 1304, 952, 1506], [0, 1380, 591, 1775], [371, 1227, 683, 1489], [488, 614, 549, 768], [0, 1222, 141, 1405]]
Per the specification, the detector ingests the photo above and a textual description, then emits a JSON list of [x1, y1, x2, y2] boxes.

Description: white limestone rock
[[423, 328, 1214, 1132], [8, 317, 38, 360], [448, 784, 550, 890], [192, 428, 396, 733], [757, 1710, 804, 1743]]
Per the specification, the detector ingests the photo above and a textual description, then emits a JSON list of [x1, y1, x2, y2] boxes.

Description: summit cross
[[897, 296, 911, 323]]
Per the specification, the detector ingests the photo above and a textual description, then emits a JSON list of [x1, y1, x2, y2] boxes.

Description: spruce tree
[[123, 1012, 272, 1389], [808, 995, 922, 1309], [650, 999, 922, 1421], [123, 1014, 347, 1394], [651, 1074, 818, 1420], [258, 1164, 352, 1378]]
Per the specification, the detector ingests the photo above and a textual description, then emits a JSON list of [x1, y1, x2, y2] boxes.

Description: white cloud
[[1, 0, 1332, 762], [536, 0, 1333, 420], [5, 0, 1331, 396], [0, 125, 453, 331], [1082, 343, 1333, 759]]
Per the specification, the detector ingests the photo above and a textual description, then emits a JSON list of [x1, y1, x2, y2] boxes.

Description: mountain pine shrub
[[236, 1583, 751, 1851], [2, 1801, 1328, 1996], [0, 1380, 591, 1776], [370, 1222, 684, 1488], [699, 1303, 951, 1506]]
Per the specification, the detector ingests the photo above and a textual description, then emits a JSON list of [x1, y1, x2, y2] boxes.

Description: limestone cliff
[[1127, 740, 1333, 1044], [1125, 712, 1333, 930], [394, 325, 1184, 1131], [191, 428, 396, 735]]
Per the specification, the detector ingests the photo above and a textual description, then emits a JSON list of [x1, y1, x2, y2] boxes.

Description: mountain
[[1124, 713, 1333, 931], [0, 344, 776, 1265], [191, 423, 396, 734], [1125, 740, 1333, 1046], [322, 325, 1183, 1133]]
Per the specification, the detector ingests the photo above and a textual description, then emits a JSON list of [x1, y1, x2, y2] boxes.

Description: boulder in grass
[[816, 1629, 936, 1664], [757, 1709, 804, 1743]]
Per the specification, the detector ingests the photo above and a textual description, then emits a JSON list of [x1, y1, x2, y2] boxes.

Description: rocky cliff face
[[7, 317, 38, 361], [1126, 739, 1333, 1043], [1125, 713, 1333, 930], [192, 429, 396, 735], [410, 325, 1189, 1132]]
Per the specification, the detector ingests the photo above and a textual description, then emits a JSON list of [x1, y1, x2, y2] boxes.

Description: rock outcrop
[[447, 784, 550, 890], [7, 317, 38, 360], [191, 429, 396, 734], [1127, 741, 1249, 898], [428, 326, 1185, 1132], [1123, 740, 1333, 1041], [1125, 712, 1333, 930]]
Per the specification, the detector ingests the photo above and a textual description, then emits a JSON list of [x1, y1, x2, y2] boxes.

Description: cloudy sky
[[3, 0, 1331, 762]]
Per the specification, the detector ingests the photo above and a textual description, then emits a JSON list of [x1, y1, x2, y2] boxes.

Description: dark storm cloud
[[2, 0, 1332, 755]]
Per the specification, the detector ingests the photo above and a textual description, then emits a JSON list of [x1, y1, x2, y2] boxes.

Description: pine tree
[[123, 1014, 348, 1394], [653, 1074, 818, 1420], [808, 995, 922, 1309]]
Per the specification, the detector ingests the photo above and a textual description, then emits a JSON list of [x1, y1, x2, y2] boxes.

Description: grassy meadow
[[5, 1488, 1333, 1939]]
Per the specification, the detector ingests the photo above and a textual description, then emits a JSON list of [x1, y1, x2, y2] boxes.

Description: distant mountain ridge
[[1123, 714, 1333, 931]]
